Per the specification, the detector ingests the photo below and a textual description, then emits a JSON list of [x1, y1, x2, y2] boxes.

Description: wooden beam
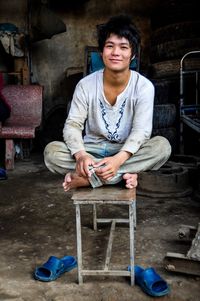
[[164, 252, 200, 276]]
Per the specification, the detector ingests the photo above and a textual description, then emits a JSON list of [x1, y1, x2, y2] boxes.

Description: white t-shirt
[[63, 69, 154, 155]]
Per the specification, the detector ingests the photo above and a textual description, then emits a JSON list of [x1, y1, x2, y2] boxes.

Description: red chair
[[0, 85, 43, 170]]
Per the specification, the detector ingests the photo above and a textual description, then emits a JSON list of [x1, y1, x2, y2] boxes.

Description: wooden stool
[[72, 186, 136, 285]]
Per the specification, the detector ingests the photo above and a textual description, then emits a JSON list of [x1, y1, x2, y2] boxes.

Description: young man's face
[[102, 34, 133, 72]]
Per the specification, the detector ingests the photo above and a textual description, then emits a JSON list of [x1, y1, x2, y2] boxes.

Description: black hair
[[97, 15, 141, 56]]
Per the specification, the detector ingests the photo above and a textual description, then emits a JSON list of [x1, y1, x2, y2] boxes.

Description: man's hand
[[74, 150, 95, 178], [94, 151, 132, 181]]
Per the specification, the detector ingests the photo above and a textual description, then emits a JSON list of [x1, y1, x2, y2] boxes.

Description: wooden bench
[[0, 85, 43, 170], [72, 186, 136, 285]]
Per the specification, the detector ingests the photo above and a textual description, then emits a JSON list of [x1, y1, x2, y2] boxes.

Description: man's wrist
[[74, 150, 87, 161], [115, 151, 132, 165]]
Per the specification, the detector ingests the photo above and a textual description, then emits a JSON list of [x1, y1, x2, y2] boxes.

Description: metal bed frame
[[180, 50, 200, 152]]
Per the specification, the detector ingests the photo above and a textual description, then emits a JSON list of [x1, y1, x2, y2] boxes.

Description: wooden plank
[[93, 204, 97, 231], [129, 202, 135, 286], [81, 270, 131, 276], [75, 204, 83, 284], [104, 220, 116, 270], [96, 218, 129, 224], [72, 186, 136, 201], [187, 223, 200, 260], [164, 252, 200, 276], [22, 65, 30, 85], [74, 200, 133, 205]]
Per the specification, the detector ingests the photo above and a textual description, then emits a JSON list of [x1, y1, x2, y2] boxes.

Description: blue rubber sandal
[[34, 255, 77, 282], [0, 168, 7, 180], [128, 265, 170, 297]]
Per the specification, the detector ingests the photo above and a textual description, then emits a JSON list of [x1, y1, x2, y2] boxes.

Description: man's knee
[[44, 141, 65, 164], [152, 136, 172, 160], [44, 141, 56, 163]]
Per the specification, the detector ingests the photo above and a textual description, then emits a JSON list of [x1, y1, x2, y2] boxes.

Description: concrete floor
[[0, 153, 200, 301]]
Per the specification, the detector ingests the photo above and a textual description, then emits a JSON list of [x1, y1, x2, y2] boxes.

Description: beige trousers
[[44, 136, 171, 188]]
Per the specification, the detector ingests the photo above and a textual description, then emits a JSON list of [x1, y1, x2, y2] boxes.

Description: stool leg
[[134, 200, 137, 228], [5, 139, 15, 170], [75, 204, 83, 284], [129, 202, 135, 286], [93, 204, 97, 231]]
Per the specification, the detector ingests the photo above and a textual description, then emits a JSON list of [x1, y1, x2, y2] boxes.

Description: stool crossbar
[[72, 186, 136, 285]]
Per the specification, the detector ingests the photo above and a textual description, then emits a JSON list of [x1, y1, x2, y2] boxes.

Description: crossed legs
[[44, 136, 171, 191]]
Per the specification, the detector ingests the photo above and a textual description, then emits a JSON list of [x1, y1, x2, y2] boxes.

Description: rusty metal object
[[137, 165, 192, 198], [168, 155, 200, 189], [178, 225, 197, 240]]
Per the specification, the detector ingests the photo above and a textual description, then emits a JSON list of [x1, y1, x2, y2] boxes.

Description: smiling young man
[[44, 15, 171, 191]]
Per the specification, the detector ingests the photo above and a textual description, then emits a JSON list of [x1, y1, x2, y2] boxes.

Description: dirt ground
[[0, 154, 200, 301]]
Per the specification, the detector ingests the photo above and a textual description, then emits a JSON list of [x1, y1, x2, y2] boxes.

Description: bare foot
[[63, 172, 90, 192], [123, 173, 138, 189]]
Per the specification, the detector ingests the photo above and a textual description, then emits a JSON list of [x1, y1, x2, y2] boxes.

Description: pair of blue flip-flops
[[34, 256, 77, 282], [128, 265, 170, 297]]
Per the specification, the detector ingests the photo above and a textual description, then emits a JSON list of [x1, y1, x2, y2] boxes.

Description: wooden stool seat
[[72, 186, 136, 285]]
